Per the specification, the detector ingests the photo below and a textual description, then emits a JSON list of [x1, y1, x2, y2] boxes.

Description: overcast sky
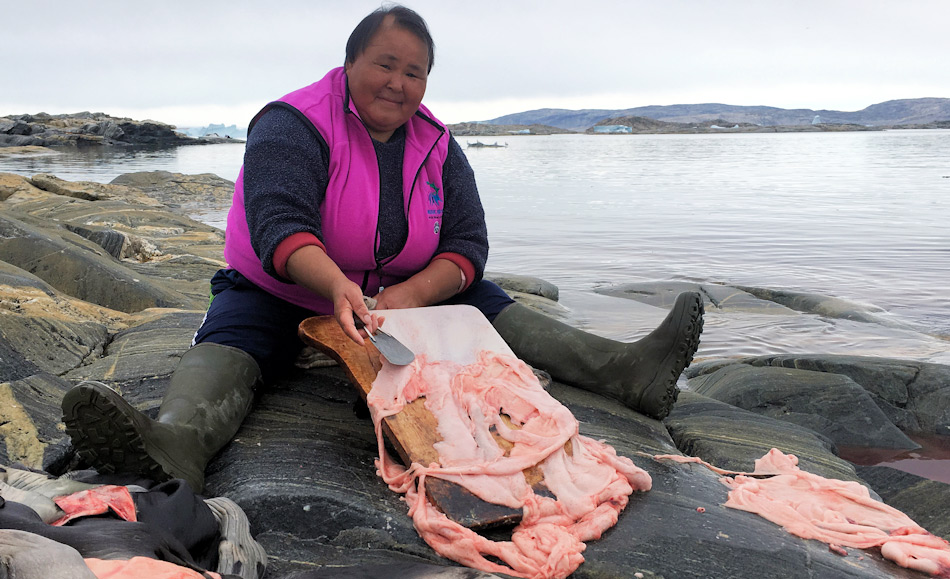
[[3, 0, 947, 128]]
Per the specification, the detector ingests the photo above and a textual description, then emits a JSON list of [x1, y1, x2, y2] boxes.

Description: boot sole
[[638, 291, 704, 420], [62, 382, 171, 483]]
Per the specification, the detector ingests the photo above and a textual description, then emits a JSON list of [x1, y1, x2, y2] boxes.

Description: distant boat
[[467, 141, 508, 148]]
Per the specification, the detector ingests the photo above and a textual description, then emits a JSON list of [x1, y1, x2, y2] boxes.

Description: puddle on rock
[[839, 434, 950, 484]]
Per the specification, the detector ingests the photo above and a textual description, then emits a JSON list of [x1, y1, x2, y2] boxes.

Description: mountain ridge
[[484, 98, 950, 132]]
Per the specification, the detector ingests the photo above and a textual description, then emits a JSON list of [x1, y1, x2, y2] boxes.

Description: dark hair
[[345, 4, 435, 73]]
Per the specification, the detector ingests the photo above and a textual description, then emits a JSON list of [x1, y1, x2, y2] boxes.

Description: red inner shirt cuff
[[433, 253, 476, 292], [274, 232, 325, 280]]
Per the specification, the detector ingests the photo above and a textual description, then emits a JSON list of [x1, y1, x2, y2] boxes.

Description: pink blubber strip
[[657, 448, 950, 577]]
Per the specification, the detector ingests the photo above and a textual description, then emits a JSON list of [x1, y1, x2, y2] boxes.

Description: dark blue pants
[[193, 269, 514, 382]]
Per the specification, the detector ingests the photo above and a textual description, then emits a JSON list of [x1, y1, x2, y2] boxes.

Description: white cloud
[[2, 0, 948, 127]]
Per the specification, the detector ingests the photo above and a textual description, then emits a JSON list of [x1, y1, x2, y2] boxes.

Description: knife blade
[[353, 316, 416, 365]]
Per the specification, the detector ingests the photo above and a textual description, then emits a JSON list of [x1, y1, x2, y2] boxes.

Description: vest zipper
[[344, 96, 445, 286]]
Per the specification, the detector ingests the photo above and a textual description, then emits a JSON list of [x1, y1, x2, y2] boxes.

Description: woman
[[62, 5, 704, 493]]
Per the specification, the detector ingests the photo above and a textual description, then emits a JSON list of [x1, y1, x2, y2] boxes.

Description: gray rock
[[694, 355, 950, 437], [595, 280, 797, 314], [0, 113, 209, 147], [506, 289, 569, 318], [688, 364, 919, 450], [0, 212, 198, 313], [30, 173, 164, 206], [110, 171, 236, 212], [665, 391, 865, 481], [0, 172, 45, 201], [0, 261, 112, 382], [0, 373, 76, 473], [736, 285, 892, 324], [62, 311, 206, 403], [483, 272, 566, 318], [2, 174, 226, 303], [0, 304, 111, 381], [9, 121, 33, 136], [0, 134, 44, 147], [484, 272, 559, 302], [64, 224, 129, 259]]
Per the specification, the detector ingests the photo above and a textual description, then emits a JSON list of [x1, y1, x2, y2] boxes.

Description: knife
[[353, 315, 416, 365]]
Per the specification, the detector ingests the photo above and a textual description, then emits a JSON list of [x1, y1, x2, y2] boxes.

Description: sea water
[[2, 130, 949, 479]]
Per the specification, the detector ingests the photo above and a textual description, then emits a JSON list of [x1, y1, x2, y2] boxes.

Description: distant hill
[[485, 98, 950, 132], [583, 115, 880, 135]]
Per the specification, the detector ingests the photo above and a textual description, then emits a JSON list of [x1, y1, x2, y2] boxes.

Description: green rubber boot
[[492, 291, 704, 420], [62, 343, 260, 493]]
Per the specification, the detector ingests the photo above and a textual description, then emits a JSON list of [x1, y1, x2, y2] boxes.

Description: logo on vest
[[427, 181, 442, 205], [426, 181, 444, 221], [433, 221, 440, 234]]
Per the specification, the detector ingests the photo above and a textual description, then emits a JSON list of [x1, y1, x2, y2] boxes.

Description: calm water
[[3, 132, 949, 365]]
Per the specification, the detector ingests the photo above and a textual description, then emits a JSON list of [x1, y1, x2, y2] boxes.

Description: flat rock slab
[[596, 281, 929, 336], [0, 261, 120, 382], [595, 281, 797, 314], [0, 212, 199, 313], [0, 373, 76, 473], [687, 363, 919, 450], [110, 171, 236, 212], [689, 355, 950, 437], [664, 391, 865, 482]]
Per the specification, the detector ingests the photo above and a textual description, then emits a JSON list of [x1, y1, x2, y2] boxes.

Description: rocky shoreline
[[0, 112, 240, 148], [1, 170, 948, 578], [4, 112, 943, 144], [448, 118, 950, 136]]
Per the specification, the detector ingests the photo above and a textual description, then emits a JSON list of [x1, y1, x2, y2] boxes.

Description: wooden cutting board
[[298, 305, 551, 529]]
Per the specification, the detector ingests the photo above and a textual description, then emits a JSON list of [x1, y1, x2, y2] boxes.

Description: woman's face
[[345, 20, 429, 142]]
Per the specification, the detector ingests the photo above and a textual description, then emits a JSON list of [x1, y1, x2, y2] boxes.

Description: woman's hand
[[373, 282, 426, 310], [328, 276, 381, 344], [372, 258, 463, 311], [286, 245, 380, 345]]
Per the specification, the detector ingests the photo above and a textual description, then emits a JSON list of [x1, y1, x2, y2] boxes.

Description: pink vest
[[223, 67, 449, 313]]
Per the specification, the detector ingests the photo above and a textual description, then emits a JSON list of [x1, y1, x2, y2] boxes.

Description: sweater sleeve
[[243, 106, 328, 280], [435, 135, 489, 283]]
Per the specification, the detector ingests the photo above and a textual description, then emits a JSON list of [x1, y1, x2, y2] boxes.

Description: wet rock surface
[[688, 364, 919, 450], [1, 172, 948, 578], [687, 355, 950, 438]]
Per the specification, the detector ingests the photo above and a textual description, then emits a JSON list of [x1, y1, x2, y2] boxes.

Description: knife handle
[[352, 314, 370, 332]]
